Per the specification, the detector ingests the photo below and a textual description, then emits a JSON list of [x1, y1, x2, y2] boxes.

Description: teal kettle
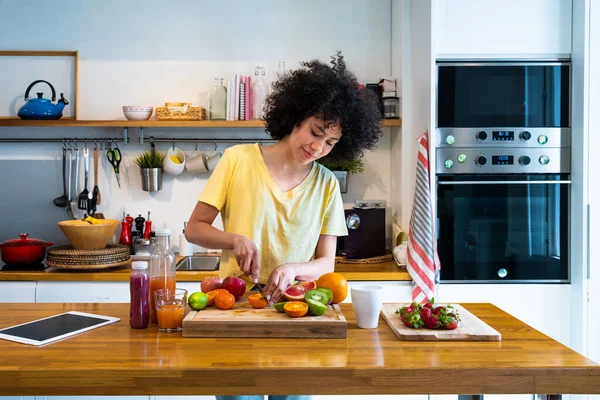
[[18, 80, 69, 120]]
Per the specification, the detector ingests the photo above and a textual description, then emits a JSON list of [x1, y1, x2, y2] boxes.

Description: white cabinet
[[35, 282, 129, 303], [434, 0, 572, 57], [0, 282, 36, 303]]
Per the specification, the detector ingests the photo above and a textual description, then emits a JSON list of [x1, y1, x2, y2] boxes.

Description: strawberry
[[423, 316, 439, 329], [444, 317, 458, 330], [420, 307, 432, 320], [432, 306, 444, 315]]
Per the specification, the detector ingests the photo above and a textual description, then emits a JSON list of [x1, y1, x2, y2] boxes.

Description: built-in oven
[[435, 60, 571, 283], [437, 61, 570, 128]]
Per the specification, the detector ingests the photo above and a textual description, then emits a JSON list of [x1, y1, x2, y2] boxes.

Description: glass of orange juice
[[154, 288, 188, 333]]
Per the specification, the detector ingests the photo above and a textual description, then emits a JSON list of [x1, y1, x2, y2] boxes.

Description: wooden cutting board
[[380, 303, 501, 341], [182, 301, 347, 339]]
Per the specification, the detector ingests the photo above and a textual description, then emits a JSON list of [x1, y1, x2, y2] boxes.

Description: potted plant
[[133, 151, 165, 192], [318, 158, 365, 193]]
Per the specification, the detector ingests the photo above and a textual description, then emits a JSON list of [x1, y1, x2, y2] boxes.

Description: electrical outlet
[[354, 199, 386, 209]]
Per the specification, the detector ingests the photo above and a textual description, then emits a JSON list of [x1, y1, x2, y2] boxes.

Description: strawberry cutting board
[[182, 302, 347, 339], [380, 303, 501, 341]]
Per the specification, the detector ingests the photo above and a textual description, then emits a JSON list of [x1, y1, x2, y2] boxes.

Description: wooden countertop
[[0, 303, 597, 396], [0, 259, 410, 282]]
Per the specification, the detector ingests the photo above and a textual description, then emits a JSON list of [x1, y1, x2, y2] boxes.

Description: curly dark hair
[[263, 52, 382, 163]]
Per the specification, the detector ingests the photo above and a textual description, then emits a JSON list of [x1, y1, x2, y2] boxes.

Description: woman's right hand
[[232, 234, 260, 279]]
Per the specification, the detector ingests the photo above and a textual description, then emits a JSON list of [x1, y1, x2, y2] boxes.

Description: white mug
[[185, 152, 208, 173], [351, 284, 384, 329], [204, 150, 222, 172]]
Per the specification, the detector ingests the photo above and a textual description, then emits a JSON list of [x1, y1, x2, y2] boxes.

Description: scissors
[[106, 144, 122, 188]]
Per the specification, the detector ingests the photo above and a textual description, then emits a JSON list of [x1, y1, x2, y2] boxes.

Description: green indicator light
[[457, 154, 467, 163], [444, 159, 454, 169], [538, 135, 548, 145], [446, 135, 455, 145]]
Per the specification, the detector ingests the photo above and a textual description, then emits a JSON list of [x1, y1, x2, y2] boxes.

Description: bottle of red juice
[[130, 261, 150, 329]]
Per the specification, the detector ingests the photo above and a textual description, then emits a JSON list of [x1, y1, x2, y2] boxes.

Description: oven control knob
[[346, 213, 360, 230], [475, 155, 487, 166], [538, 135, 548, 145], [444, 159, 454, 169], [476, 130, 488, 141], [497, 268, 508, 279], [519, 156, 531, 165], [446, 135, 455, 145], [539, 155, 550, 165], [520, 131, 532, 141]]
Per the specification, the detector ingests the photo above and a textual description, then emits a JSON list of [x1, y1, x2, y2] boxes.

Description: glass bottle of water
[[149, 229, 176, 324], [209, 78, 227, 120], [252, 66, 269, 120]]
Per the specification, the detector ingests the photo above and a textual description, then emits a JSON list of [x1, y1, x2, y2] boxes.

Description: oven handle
[[438, 180, 572, 185]]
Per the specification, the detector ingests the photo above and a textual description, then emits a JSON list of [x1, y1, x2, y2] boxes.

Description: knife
[[250, 273, 270, 302]]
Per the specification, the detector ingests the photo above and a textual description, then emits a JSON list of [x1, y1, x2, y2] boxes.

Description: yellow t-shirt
[[199, 143, 348, 284]]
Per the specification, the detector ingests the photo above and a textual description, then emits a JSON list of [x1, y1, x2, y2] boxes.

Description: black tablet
[[0, 311, 120, 346]]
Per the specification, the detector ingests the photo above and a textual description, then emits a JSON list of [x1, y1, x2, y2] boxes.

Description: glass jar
[[252, 66, 269, 119], [149, 229, 176, 324], [129, 261, 149, 329], [209, 78, 227, 120]]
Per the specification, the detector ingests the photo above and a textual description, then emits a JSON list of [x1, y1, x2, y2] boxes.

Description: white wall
[[0, 0, 396, 246]]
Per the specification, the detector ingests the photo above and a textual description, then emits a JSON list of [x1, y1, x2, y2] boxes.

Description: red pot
[[0, 233, 53, 265]]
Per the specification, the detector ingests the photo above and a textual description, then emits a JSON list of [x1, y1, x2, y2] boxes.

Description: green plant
[[133, 151, 165, 169], [318, 158, 365, 174]]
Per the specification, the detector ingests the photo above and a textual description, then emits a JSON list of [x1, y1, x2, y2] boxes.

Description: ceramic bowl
[[163, 147, 186, 176], [123, 106, 154, 121], [58, 219, 120, 250]]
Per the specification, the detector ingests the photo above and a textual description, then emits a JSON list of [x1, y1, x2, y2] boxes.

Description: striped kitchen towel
[[406, 132, 441, 303]]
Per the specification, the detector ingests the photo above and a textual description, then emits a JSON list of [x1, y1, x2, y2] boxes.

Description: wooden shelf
[[0, 117, 402, 128]]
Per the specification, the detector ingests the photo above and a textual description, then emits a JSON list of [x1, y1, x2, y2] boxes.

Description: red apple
[[222, 275, 246, 301], [201, 276, 223, 293]]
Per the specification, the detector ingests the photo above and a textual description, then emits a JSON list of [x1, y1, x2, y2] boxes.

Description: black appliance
[[435, 60, 571, 283], [337, 207, 386, 259], [437, 61, 570, 128]]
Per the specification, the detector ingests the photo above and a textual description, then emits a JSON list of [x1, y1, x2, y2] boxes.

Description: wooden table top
[[0, 303, 597, 396], [0, 259, 410, 282]]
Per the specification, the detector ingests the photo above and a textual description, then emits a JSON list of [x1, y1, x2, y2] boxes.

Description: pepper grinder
[[134, 214, 146, 235], [119, 212, 131, 246], [143, 211, 152, 239]]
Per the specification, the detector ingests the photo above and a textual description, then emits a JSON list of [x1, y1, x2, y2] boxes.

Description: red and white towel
[[406, 133, 441, 303]]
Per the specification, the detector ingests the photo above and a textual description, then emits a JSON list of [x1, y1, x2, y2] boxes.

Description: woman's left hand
[[264, 263, 298, 303]]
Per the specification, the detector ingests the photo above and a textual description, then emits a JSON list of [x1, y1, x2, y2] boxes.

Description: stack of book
[[226, 75, 253, 121]]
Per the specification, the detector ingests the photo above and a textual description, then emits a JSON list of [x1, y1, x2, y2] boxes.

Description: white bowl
[[163, 147, 186, 176], [123, 106, 153, 121]]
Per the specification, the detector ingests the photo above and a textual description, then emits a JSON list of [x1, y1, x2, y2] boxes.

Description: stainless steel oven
[[435, 61, 571, 283]]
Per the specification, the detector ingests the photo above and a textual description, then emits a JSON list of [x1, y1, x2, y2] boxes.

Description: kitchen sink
[[176, 256, 220, 271]]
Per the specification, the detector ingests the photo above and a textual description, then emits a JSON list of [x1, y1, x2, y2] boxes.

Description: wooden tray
[[380, 303, 501, 341], [46, 258, 131, 270], [182, 301, 347, 339]]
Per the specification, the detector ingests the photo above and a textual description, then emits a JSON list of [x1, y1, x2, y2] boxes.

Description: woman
[[185, 53, 382, 307]]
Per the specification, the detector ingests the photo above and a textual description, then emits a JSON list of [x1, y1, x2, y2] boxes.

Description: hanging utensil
[[53, 147, 69, 208], [94, 145, 102, 205], [106, 143, 122, 188], [92, 147, 100, 209], [73, 145, 80, 203], [78, 147, 90, 210]]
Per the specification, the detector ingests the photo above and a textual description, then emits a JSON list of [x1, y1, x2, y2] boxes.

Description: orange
[[214, 291, 236, 310], [207, 289, 230, 307], [248, 293, 268, 309], [283, 301, 308, 318], [316, 272, 348, 304]]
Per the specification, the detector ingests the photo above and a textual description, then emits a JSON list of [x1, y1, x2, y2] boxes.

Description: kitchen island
[[0, 303, 597, 396]]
